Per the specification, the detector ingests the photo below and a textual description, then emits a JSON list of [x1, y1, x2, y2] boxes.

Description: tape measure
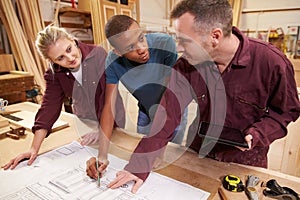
[[222, 175, 245, 192]]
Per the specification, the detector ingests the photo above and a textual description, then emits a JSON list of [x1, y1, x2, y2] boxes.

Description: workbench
[[1, 102, 300, 200]]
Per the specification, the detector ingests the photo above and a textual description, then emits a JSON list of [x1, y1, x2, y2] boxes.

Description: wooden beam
[[231, 0, 243, 27]]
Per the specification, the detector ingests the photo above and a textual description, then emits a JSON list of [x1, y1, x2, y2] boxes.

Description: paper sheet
[[0, 141, 210, 200]]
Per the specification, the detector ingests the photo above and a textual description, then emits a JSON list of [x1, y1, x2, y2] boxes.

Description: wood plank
[[91, 0, 106, 45], [59, 6, 91, 16], [3, 110, 69, 132], [230, 0, 243, 27], [268, 137, 286, 171], [0, 0, 46, 93], [280, 118, 300, 177], [242, 7, 300, 14], [0, 115, 9, 128], [0, 54, 15, 72]]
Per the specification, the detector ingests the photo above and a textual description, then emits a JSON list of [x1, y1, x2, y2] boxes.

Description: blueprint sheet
[[0, 141, 210, 200]]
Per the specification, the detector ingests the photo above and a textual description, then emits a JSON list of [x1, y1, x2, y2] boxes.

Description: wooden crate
[[0, 72, 34, 104]]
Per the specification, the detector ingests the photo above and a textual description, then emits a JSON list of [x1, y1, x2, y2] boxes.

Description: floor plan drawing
[[0, 141, 210, 200]]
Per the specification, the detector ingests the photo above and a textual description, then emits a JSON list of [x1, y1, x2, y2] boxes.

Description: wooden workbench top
[[109, 128, 300, 200], [1, 102, 300, 200]]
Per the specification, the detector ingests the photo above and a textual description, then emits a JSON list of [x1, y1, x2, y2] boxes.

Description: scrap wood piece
[[0, 115, 9, 129], [0, 116, 25, 140]]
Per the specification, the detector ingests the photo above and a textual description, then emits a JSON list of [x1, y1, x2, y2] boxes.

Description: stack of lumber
[[0, 0, 46, 93]]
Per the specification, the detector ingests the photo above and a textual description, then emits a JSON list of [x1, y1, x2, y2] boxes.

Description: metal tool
[[262, 179, 300, 200], [245, 175, 260, 200]]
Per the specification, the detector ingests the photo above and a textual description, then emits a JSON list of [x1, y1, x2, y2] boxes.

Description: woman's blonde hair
[[35, 25, 74, 60]]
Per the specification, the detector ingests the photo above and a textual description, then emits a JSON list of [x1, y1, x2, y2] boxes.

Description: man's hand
[[81, 132, 99, 146], [236, 134, 253, 151], [108, 170, 144, 194], [2, 151, 37, 170], [86, 157, 109, 179], [244, 134, 253, 149]]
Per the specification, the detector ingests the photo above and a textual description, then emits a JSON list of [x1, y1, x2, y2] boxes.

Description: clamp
[[0, 123, 25, 140]]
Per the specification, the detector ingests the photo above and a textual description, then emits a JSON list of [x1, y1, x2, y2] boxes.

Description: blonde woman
[[2, 25, 119, 169]]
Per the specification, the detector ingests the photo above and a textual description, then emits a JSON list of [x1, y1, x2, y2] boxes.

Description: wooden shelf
[[242, 7, 300, 14], [58, 7, 90, 17], [58, 6, 93, 43], [60, 22, 91, 29]]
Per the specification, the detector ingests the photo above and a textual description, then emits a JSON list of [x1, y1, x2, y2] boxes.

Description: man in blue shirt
[[86, 15, 188, 174], [105, 23, 183, 135], [104, 15, 187, 140]]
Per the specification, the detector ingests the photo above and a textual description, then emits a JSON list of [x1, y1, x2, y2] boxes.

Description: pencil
[[96, 159, 100, 187]]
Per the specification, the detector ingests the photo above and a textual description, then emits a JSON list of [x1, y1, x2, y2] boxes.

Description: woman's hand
[[2, 150, 38, 170], [81, 131, 99, 146]]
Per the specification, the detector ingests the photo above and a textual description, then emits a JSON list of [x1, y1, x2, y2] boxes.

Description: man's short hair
[[105, 15, 139, 47], [170, 0, 232, 37]]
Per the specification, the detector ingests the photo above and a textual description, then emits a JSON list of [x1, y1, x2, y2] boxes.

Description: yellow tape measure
[[222, 175, 245, 192]]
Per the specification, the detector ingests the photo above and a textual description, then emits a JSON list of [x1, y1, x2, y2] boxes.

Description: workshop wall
[[239, 0, 300, 36]]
